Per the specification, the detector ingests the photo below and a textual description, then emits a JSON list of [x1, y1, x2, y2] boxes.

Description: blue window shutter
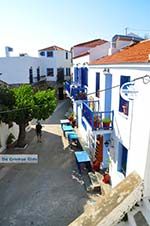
[[119, 75, 130, 114], [74, 67, 78, 82], [81, 67, 88, 87], [78, 68, 82, 85], [96, 73, 100, 97]]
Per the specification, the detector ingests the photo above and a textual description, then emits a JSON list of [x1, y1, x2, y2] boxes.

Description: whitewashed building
[[67, 38, 150, 226], [0, 45, 71, 85]]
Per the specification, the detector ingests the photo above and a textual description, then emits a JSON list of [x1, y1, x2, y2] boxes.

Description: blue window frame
[[37, 67, 40, 81], [47, 68, 54, 76], [117, 143, 128, 176], [119, 75, 130, 115], [39, 51, 45, 56], [66, 52, 68, 59], [74, 67, 79, 83], [66, 68, 70, 76], [81, 67, 88, 87], [47, 51, 53, 57], [96, 72, 100, 97]]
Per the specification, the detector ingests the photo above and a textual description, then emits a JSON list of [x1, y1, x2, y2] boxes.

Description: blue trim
[[105, 74, 112, 117], [96, 72, 100, 97]]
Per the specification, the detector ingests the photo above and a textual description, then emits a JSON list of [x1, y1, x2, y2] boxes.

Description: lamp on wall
[[103, 68, 110, 73], [104, 140, 110, 147]]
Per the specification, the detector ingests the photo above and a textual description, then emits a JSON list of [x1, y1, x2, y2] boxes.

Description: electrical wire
[[0, 75, 150, 114], [86, 74, 150, 97]]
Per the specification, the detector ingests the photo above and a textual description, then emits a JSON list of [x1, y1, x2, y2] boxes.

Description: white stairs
[[117, 197, 150, 226]]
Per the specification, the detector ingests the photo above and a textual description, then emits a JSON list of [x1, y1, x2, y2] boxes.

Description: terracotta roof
[[72, 39, 107, 48], [90, 40, 150, 65], [39, 45, 69, 51], [73, 51, 89, 59]]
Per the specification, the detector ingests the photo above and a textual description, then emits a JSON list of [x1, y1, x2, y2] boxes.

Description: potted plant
[[94, 115, 101, 129], [6, 133, 15, 148], [102, 118, 111, 129]]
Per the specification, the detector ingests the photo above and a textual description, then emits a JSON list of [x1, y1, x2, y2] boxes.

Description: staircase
[[117, 197, 150, 226], [69, 171, 144, 226]]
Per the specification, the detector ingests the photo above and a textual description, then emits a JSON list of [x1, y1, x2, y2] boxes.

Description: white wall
[[0, 56, 41, 84], [0, 50, 71, 84], [72, 46, 90, 58], [73, 54, 89, 66], [88, 65, 150, 182], [0, 122, 19, 152], [89, 42, 110, 62]]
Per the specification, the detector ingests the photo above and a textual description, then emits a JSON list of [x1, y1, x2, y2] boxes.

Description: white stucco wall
[[0, 122, 19, 152], [89, 42, 110, 62], [0, 50, 71, 84], [88, 64, 150, 182], [73, 55, 89, 66], [72, 46, 90, 58], [0, 56, 41, 84]]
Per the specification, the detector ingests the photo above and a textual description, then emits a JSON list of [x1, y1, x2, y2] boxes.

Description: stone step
[[127, 202, 150, 226]]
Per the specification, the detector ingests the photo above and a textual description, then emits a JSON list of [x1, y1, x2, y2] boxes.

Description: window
[[119, 75, 130, 115], [57, 68, 64, 82], [39, 51, 45, 56], [47, 51, 53, 57], [37, 67, 40, 81], [96, 72, 100, 97], [29, 67, 33, 84], [66, 51, 68, 59], [47, 68, 54, 77], [66, 68, 70, 76]]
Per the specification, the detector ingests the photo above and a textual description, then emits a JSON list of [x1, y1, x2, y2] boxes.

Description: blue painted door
[[117, 143, 128, 176], [74, 67, 79, 82], [81, 67, 88, 87], [105, 74, 112, 117]]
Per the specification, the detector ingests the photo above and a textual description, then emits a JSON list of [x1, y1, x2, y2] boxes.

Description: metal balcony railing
[[82, 101, 114, 131]]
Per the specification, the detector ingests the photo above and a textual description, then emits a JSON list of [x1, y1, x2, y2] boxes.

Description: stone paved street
[[0, 99, 90, 226]]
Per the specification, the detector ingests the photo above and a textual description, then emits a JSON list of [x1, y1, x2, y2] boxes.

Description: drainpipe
[[129, 100, 134, 149]]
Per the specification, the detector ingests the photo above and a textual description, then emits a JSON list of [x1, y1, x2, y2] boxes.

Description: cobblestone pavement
[[0, 99, 90, 226]]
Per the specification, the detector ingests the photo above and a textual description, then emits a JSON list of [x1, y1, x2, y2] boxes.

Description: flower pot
[[103, 122, 111, 130]]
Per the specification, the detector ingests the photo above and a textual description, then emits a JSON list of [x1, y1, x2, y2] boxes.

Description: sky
[[0, 0, 150, 57]]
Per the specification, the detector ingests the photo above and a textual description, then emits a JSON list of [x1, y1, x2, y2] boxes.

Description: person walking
[[36, 121, 42, 142]]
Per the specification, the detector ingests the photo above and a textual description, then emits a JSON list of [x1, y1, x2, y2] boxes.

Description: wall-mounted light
[[103, 68, 110, 73], [104, 140, 110, 147]]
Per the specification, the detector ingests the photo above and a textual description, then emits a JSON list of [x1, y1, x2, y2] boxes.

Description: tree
[[0, 86, 15, 124], [0, 85, 57, 147]]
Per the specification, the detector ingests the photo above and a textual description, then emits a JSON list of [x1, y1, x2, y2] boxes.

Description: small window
[[47, 51, 53, 57], [96, 72, 100, 97], [66, 52, 68, 59], [39, 51, 45, 56], [47, 68, 54, 77], [37, 67, 40, 81], [66, 68, 70, 76], [119, 75, 130, 115], [29, 67, 33, 84]]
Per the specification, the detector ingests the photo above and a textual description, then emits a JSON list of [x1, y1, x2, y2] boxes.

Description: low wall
[[69, 171, 143, 226], [0, 122, 19, 152]]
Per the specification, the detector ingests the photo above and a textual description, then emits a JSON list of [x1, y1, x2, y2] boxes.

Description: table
[[60, 119, 70, 128], [62, 125, 74, 136], [74, 151, 91, 174]]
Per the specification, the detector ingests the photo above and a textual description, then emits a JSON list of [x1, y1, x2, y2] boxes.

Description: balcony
[[65, 81, 87, 101], [82, 101, 114, 131]]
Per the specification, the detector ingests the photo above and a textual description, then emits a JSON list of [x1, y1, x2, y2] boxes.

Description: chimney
[[5, 46, 13, 57]]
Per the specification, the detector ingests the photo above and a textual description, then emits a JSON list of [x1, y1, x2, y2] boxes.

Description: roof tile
[[90, 40, 150, 65]]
